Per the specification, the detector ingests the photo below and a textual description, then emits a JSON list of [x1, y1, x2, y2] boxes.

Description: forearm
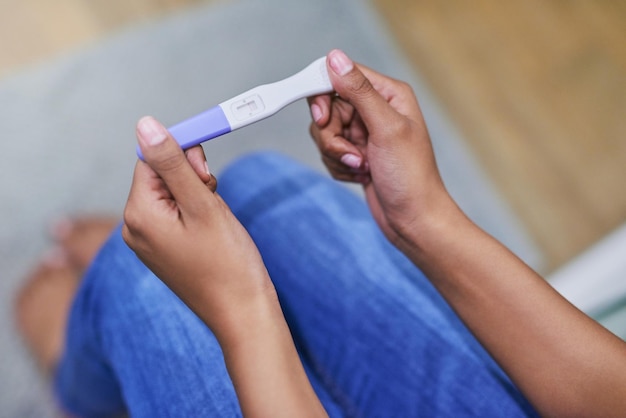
[[401, 203, 626, 417], [196, 288, 327, 418]]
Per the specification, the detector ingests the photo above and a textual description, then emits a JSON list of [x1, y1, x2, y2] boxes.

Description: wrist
[[211, 282, 327, 417], [391, 192, 467, 257], [207, 284, 285, 349]]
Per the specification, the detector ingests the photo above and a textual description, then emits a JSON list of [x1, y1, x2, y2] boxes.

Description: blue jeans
[[55, 152, 537, 417]]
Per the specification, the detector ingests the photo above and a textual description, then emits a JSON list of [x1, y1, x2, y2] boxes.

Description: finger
[[322, 156, 371, 185], [321, 154, 368, 177], [183, 145, 218, 193], [205, 174, 218, 193], [136, 116, 213, 214], [358, 65, 422, 117], [309, 97, 367, 168], [326, 49, 405, 140], [309, 119, 365, 171], [307, 94, 332, 127], [127, 158, 171, 207], [185, 145, 211, 183], [123, 161, 167, 242]]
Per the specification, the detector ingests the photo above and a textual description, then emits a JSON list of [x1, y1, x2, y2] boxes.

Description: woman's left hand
[[122, 116, 274, 338], [122, 117, 326, 417]]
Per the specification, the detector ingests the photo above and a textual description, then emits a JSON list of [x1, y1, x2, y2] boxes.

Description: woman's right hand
[[308, 49, 458, 250], [310, 52, 626, 418]]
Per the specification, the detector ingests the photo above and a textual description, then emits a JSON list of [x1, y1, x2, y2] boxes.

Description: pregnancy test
[[137, 56, 333, 159]]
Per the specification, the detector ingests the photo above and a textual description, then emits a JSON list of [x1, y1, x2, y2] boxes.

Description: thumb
[[326, 49, 400, 133], [136, 116, 210, 213]]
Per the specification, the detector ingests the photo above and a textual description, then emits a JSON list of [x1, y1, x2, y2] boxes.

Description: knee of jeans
[[218, 151, 319, 210], [79, 226, 160, 305], [219, 151, 300, 186]]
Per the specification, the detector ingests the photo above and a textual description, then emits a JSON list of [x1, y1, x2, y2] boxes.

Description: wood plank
[[373, 0, 626, 271]]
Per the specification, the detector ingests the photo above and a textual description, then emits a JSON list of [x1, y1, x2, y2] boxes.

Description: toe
[[50, 216, 119, 271]]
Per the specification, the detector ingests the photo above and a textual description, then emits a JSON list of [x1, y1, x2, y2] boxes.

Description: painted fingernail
[[329, 49, 354, 76], [311, 103, 323, 122], [341, 153, 362, 169], [137, 116, 168, 146]]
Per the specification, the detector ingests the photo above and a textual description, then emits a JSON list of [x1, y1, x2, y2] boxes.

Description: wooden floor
[[372, 0, 626, 271], [2, 0, 624, 272]]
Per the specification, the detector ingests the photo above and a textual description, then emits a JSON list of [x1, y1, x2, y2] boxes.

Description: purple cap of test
[[136, 106, 232, 160]]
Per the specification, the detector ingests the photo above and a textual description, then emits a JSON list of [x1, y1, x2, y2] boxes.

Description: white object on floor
[[549, 222, 626, 316]]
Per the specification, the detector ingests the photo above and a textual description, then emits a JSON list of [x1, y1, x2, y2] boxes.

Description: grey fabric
[[0, 0, 543, 414]]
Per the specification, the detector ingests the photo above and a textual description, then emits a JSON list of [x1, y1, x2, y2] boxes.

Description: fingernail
[[311, 103, 323, 122], [137, 116, 168, 146], [204, 161, 211, 176], [329, 49, 354, 76], [341, 153, 362, 169]]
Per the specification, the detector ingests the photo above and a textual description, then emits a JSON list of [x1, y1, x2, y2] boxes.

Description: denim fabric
[[55, 151, 537, 417]]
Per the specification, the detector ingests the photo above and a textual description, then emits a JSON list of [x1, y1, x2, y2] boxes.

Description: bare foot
[[14, 216, 119, 376], [51, 217, 119, 271], [14, 263, 80, 375]]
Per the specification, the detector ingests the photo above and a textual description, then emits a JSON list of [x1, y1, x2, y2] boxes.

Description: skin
[[309, 49, 626, 417], [123, 49, 626, 417], [123, 117, 326, 418], [14, 217, 119, 376]]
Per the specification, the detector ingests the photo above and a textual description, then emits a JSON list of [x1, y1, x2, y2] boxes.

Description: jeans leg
[[54, 227, 241, 418], [219, 151, 538, 418]]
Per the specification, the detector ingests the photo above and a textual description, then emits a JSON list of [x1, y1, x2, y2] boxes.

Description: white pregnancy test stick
[[137, 56, 333, 159]]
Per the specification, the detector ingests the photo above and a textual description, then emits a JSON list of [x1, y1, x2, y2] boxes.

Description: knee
[[218, 151, 322, 214], [219, 151, 304, 189], [80, 226, 160, 305]]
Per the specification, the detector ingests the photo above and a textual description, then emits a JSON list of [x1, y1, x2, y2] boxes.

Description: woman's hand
[[310, 51, 626, 418], [122, 116, 274, 338], [308, 49, 458, 250], [122, 117, 326, 417]]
